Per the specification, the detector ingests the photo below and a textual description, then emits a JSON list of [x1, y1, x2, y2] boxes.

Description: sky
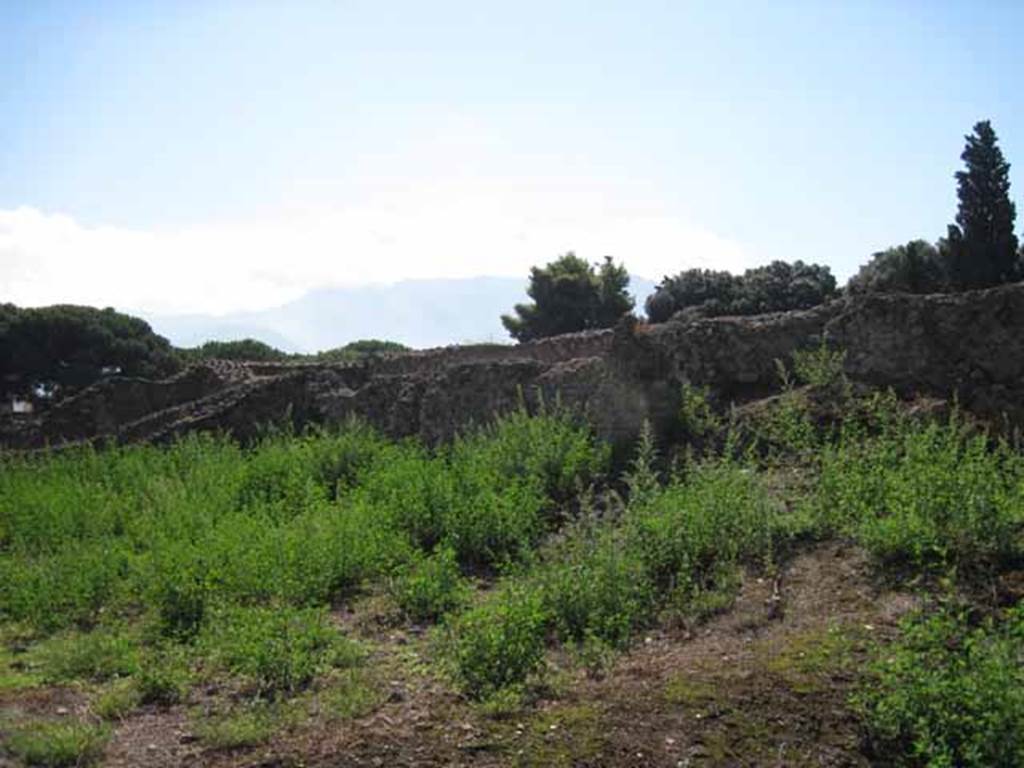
[[2, 0, 1023, 315]]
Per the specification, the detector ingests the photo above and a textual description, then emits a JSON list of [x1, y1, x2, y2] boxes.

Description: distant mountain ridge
[[144, 276, 657, 353]]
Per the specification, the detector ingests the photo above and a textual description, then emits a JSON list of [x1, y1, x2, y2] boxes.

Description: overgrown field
[[2, 357, 1024, 767]]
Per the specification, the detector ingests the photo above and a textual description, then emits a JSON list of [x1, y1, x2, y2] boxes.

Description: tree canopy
[[845, 120, 1021, 296], [502, 253, 634, 342], [946, 120, 1019, 289], [311, 339, 410, 362], [180, 338, 411, 363], [184, 338, 289, 362], [645, 261, 837, 323], [847, 240, 948, 295], [0, 304, 180, 403]]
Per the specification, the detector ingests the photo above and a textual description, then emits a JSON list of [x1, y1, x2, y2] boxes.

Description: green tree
[[501, 253, 634, 342], [0, 304, 181, 403], [847, 240, 947, 294], [645, 260, 836, 322], [947, 120, 1019, 288], [190, 338, 288, 362], [312, 339, 409, 362]]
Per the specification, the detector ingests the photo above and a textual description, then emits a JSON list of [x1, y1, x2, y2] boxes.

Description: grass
[[4, 720, 111, 767], [192, 705, 280, 750], [760, 623, 861, 694], [30, 624, 140, 683], [311, 668, 383, 721]]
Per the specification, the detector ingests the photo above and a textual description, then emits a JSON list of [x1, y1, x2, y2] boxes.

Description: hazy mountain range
[[143, 276, 658, 353]]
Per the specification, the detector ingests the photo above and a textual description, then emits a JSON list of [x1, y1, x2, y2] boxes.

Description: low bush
[[32, 625, 139, 683], [5, 719, 111, 767], [858, 603, 1024, 767], [192, 705, 278, 749], [448, 452, 781, 696], [536, 525, 654, 648], [454, 405, 610, 505], [135, 645, 191, 705], [199, 604, 361, 696], [812, 415, 1024, 574], [447, 585, 549, 699], [625, 460, 778, 596], [388, 546, 468, 622]]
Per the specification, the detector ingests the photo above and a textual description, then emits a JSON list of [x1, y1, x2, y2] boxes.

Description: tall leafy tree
[[502, 253, 634, 342], [947, 120, 1019, 288]]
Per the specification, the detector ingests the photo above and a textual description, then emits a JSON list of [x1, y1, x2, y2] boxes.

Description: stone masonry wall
[[5, 284, 1024, 450]]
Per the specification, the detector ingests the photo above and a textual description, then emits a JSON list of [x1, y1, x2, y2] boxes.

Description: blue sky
[[2, 1, 1022, 314]]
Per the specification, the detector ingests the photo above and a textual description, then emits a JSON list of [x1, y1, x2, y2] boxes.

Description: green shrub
[[5, 719, 111, 767], [143, 545, 210, 640], [388, 546, 469, 622], [448, 585, 549, 698], [812, 416, 1024, 574], [135, 645, 191, 705], [0, 542, 133, 633], [456, 407, 610, 505], [858, 603, 1024, 767], [192, 705, 277, 749], [199, 604, 360, 696], [536, 526, 654, 648], [355, 440, 547, 570], [792, 341, 848, 391], [93, 679, 140, 720], [625, 460, 777, 596], [32, 625, 139, 683], [678, 382, 723, 444]]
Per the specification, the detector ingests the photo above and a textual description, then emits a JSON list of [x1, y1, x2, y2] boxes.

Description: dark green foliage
[[858, 603, 1024, 767], [645, 260, 836, 322], [189, 338, 289, 361], [312, 339, 409, 362], [502, 253, 634, 341], [645, 269, 738, 322], [946, 120, 1019, 289], [847, 240, 948, 294], [179, 337, 410, 364], [0, 304, 180, 402]]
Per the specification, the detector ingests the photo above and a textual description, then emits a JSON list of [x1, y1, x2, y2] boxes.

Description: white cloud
[[0, 188, 755, 315]]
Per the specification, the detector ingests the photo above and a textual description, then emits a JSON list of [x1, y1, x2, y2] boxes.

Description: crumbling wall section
[[7, 285, 1024, 451]]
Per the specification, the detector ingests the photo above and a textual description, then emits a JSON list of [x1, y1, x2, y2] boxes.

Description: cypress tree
[[948, 120, 1019, 288]]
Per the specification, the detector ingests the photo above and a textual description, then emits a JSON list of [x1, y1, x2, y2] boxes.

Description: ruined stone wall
[[6, 284, 1024, 451]]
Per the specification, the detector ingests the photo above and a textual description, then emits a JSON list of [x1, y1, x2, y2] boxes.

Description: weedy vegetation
[[1, 366, 1023, 765]]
